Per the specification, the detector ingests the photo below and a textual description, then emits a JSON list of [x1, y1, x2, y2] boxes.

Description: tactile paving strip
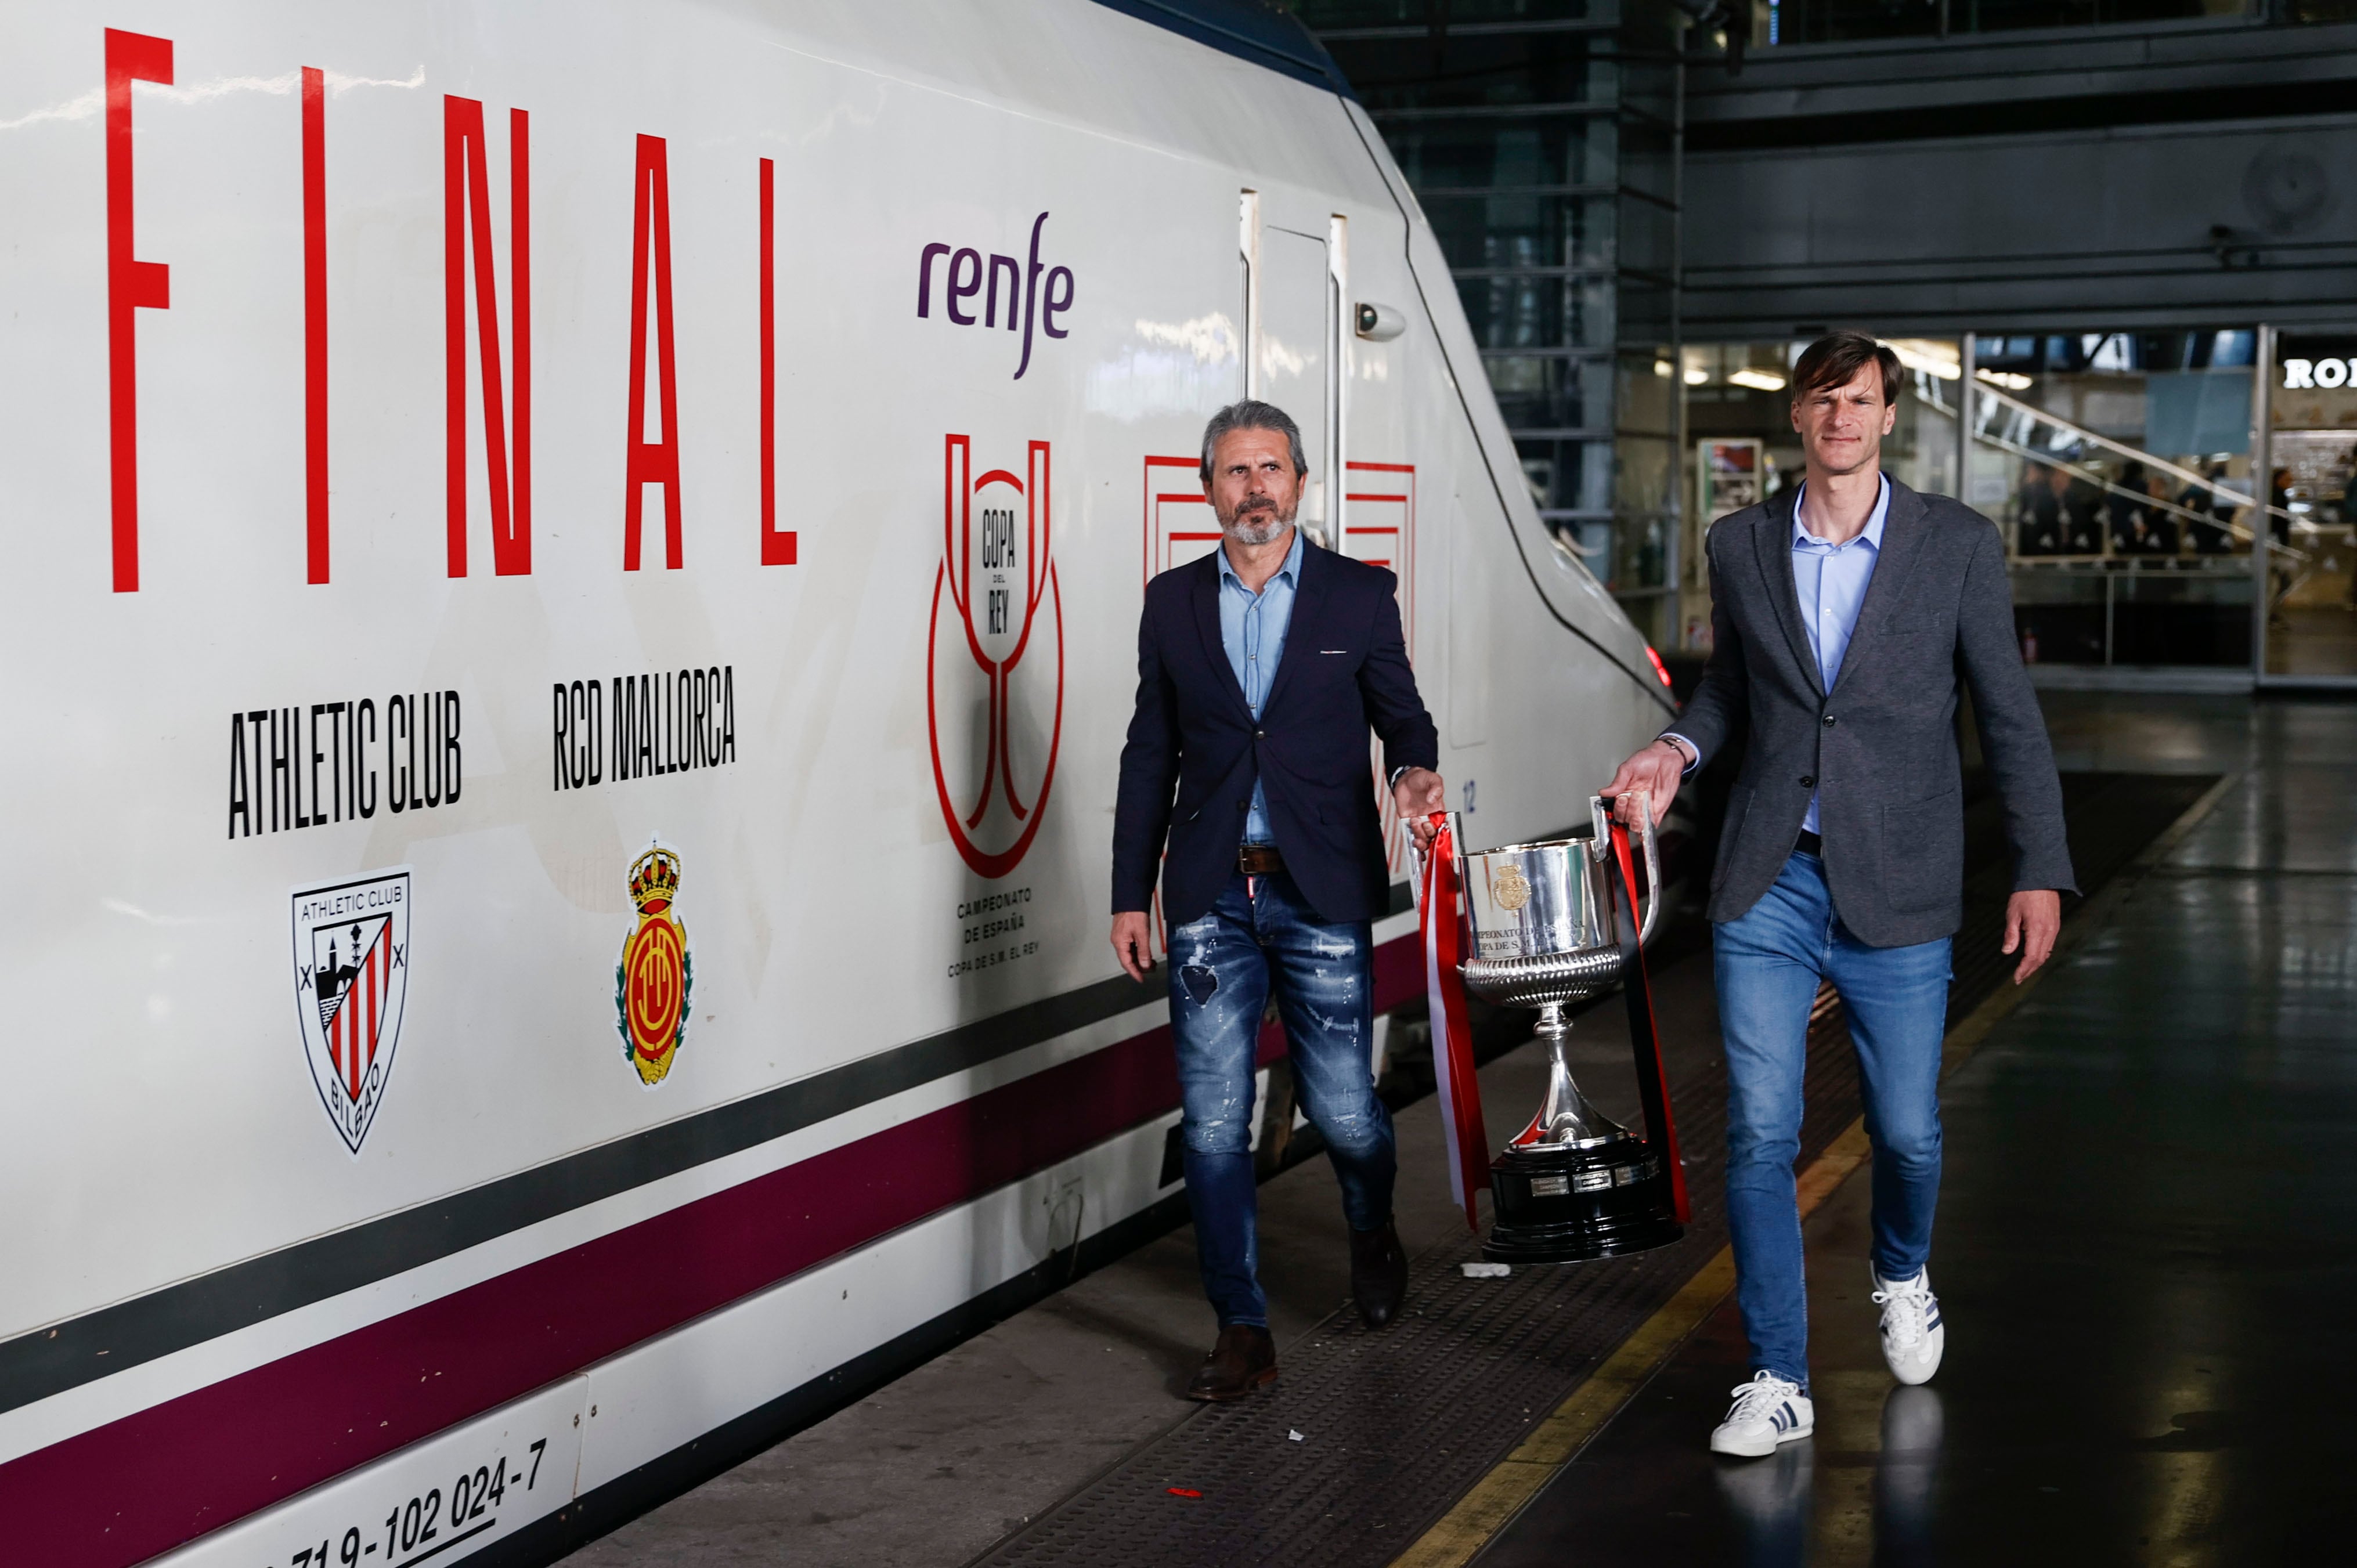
[[965, 773, 2214, 1568]]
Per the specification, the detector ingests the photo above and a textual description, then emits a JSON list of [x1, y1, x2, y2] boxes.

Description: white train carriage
[[0, 3, 1676, 1563]]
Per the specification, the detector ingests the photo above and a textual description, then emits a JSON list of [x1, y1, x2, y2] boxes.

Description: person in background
[[2142, 472, 2181, 555], [2268, 467, 2296, 630], [2059, 469, 2103, 554], [2024, 465, 2101, 555], [2108, 461, 2150, 555], [2338, 475, 2357, 610], [2017, 464, 2063, 556], [2185, 463, 2235, 555]]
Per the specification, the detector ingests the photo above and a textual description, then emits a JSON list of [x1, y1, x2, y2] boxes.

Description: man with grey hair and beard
[[1111, 400, 1446, 1401]]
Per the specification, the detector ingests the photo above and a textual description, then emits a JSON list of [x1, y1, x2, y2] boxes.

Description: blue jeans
[[1715, 851, 1951, 1388], [1168, 869, 1396, 1328]]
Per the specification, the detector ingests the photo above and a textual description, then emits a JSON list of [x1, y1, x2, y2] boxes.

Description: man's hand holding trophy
[[1413, 789, 1689, 1263]]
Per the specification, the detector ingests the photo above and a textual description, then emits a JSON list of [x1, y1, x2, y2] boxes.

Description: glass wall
[[1293, 0, 1684, 645], [2264, 328, 2357, 680], [1681, 331, 2275, 671], [1963, 330, 2258, 671]]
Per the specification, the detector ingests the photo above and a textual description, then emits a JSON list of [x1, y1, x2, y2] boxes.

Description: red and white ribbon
[[1417, 812, 1489, 1231], [1610, 819, 1691, 1225]]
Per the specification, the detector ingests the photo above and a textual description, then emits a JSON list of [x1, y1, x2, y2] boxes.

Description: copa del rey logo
[[291, 869, 412, 1154], [927, 435, 1065, 878]]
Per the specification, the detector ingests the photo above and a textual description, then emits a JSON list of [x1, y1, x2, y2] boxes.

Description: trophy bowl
[[1456, 794, 1684, 1263]]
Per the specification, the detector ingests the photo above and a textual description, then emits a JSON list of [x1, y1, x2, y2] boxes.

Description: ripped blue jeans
[[1168, 868, 1395, 1328]]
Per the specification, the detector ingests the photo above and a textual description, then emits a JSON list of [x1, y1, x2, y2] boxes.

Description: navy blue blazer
[[1112, 540, 1439, 926]]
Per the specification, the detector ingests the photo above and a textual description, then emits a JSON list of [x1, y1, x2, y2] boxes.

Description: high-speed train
[[0, 3, 1675, 1563]]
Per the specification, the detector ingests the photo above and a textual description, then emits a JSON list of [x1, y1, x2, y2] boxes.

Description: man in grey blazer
[[1602, 331, 2075, 1459]]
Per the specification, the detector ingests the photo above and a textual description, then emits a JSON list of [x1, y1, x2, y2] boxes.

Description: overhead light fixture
[[1728, 368, 1786, 392], [1654, 359, 1674, 378], [1881, 339, 1961, 381], [1976, 368, 2034, 391], [1684, 368, 1710, 385]]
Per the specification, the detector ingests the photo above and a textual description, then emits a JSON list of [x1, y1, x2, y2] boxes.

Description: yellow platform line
[[1391, 1122, 1868, 1568], [1391, 770, 2238, 1568]]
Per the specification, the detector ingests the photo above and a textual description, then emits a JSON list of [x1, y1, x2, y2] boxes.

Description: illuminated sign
[[2283, 359, 2357, 389]]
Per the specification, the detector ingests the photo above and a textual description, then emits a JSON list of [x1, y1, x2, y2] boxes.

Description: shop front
[[2261, 330, 2357, 685], [1675, 330, 2356, 689]]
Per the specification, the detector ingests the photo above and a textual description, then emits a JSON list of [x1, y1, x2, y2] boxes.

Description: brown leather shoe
[[1185, 1324, 1277, 1402], [1350, 1220, 1409, 1329]]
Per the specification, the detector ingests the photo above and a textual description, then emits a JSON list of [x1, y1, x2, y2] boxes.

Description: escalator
[[1916, 373, 2316, 670]]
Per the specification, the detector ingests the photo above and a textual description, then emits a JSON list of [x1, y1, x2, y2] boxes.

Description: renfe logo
[[916, 214, 1075, 380], [927, 436, 1064, 878]]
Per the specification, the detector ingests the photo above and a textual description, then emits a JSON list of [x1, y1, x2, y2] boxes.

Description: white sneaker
[[1872, 1266, 1945, 1385], [1709, 1371, 1814, 1458]]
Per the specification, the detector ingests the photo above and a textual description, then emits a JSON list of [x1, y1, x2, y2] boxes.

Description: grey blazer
[[1672, 479, 2077, 948]]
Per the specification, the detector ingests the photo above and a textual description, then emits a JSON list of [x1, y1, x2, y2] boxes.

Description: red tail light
[[1644, 645, 1674, 688]]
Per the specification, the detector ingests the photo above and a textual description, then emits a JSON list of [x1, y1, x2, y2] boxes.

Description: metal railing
[[1916, 373, 2312, 566]]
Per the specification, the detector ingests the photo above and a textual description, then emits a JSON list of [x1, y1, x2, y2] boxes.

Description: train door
[[1249, 202, 1340, 539], [1250, 201, 1429, 876]]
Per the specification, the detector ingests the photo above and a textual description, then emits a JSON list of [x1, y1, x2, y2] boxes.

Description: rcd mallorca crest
[[291, 869, 412, 1154], [616, 840, 692, 1087], [927, 435, 1065, 878]]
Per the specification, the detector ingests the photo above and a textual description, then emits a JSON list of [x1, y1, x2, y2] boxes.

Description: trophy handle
[[1595, 790, 1663, 945], [1405, 810, 1464, 909], [1633, 790, 1662, 945]]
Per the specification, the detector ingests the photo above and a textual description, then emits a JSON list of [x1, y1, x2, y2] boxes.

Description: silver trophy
[[1448, 792, 1684, 1262]]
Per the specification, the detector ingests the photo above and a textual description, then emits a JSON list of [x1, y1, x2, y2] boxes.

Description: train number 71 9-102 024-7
[[278, 1439, 547, 1568]]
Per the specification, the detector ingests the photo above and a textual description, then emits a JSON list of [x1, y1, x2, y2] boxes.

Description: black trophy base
[[1484, 1135, 1684, 1264]]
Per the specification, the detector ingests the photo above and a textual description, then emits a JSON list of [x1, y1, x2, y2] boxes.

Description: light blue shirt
[[1789, 476, 1889, 834], [1664, 475, 1888, 839], [1217, 528, 1304, 846]]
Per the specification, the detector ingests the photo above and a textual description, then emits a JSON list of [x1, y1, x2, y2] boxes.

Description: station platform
[[561, 690, 2356, 1567]]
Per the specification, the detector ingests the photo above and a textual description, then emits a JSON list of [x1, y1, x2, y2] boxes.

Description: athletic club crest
[[615, 840, 692, 1087], [291, 868, 412, 1154], [927, 434, 1065, 878]]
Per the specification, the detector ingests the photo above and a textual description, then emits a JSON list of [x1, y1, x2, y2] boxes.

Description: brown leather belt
[[1237, 844, 1284, 876]]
